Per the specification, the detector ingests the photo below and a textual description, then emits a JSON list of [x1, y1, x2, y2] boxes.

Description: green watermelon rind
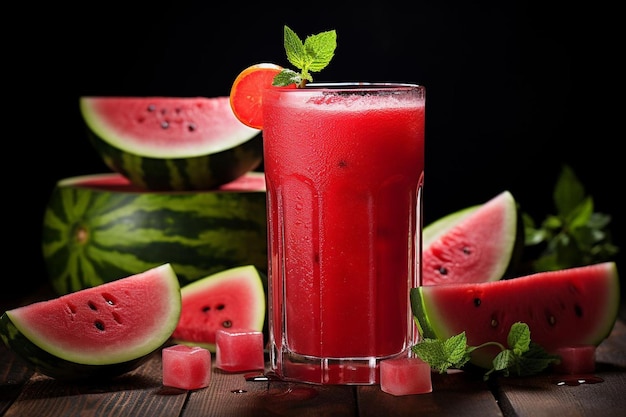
[[41, 172, 267, 295], [171, 265, 266, 352], [87, 129, 264, 191], [0, 315, 155, 381], [0, 264, 182, 380], [411, 262, 621, 369], [422, 191, 518, 285], [80, 96, 264, 191]]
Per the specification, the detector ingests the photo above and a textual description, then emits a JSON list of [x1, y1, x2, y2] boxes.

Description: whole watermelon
[[42, 172, 267, 295], [80, 96, 263, 191]]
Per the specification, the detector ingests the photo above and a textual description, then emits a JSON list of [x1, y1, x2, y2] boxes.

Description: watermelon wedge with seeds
[[80, 96, 263, 190], [172, 265, 266, 352], [422, 190, 518, 285], [0, 264, 181, 380], [411, 262, 620, 369]]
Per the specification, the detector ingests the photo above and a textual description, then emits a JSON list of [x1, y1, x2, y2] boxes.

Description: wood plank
[[182, 372, 358, 417], [494, 372, 626, 417], [357, 370, 503, 417], [494, 320, 626, 417], [0, 343, 34, 415], [1, 353, 187, 417]]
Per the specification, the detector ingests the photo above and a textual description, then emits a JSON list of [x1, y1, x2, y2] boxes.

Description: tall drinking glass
[[262, 83, 425, 385]]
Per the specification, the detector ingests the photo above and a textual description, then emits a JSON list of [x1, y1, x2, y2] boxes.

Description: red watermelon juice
[[262, 83, 426, 384]]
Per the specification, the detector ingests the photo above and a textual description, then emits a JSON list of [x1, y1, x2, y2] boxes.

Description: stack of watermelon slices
[[0, 97, 276, 382], [37, 96, 274, 367], [43, 97, 269, 294]]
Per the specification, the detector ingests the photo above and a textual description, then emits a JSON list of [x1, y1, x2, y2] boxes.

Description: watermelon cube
[[162, 345, 211, 390], [380, 357, 432, 396], [552, 345, 596, 374], [215, 329, 265, 372]]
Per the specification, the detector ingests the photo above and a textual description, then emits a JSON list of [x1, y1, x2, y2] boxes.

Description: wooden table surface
[[1, 289, 625, 417]]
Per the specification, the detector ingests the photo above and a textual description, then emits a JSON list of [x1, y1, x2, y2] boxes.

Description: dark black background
[[8, 1, 622, 297]]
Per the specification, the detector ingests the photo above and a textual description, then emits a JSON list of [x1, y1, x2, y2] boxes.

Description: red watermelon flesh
[[172, 265, 266, 352], [411, 262, 620, 369], [62, 170, 266, 193], [4, 263, 181, 365], [80, 96, 260, 158], [422, 190, 518, 285]]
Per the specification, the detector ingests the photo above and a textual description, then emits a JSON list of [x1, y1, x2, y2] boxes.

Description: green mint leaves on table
[[522, 164, 619, 273], [412, 322, 560, 381], [273, 25, 337, 88]]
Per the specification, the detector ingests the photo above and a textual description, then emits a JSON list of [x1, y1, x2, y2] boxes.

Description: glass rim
[[275, 82, 424, 92]]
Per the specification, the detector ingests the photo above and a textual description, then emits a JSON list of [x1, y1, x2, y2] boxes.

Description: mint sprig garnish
[[272, 25, 337, 88], [412, 322, 560, 381], [522, 164, 619, 273]]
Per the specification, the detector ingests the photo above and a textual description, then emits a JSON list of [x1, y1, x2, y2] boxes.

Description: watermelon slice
[[172, 265, 266, 352], [411, 262, 620, 369], [0, 264, 181, 380], [422, 190, 518, 285], [80, 96, 263, 190]]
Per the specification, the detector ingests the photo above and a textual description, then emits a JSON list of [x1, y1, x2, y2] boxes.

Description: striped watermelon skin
[[0, 311, 153, 380], [88, 128, 263, 191], [42, 172, 267, 295]]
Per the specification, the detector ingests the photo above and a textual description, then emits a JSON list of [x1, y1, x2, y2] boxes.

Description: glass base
[[270, 346, 410, 385]]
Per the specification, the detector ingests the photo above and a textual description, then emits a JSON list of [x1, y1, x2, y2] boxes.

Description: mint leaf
[[411, 338, 449, 373], [443, 332, 470, 365], [522, 164, 619, 272], [515, 342, 561, 377], [275, 25, 337, 88], [412, 322, 559, 380], [507, 322, 531, 355], [554, 164, 585, 218], [272, 68, 301, 87], [303, 30, 337, 72], [492, 350, 515, 373], [283, 26, 307, 70]]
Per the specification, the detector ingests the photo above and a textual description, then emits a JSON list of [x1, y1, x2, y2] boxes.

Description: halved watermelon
[[172, 265, 266, 352], [411, 262, 620, 369], [80, 96, 263, 190], [0, 264, 181, 380], [422, 190, 518, 285]]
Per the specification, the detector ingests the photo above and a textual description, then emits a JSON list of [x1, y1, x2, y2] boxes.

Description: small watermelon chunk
[[162, 344, 212, 390], [411, 262, 620, 369], [552, 345, 597, 374], [172, 265, 266, 352], [423, 191, 518, 285], [380, 357, 433, 396], [0, 264, 181, 380], [215, 329, 265, 372]]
